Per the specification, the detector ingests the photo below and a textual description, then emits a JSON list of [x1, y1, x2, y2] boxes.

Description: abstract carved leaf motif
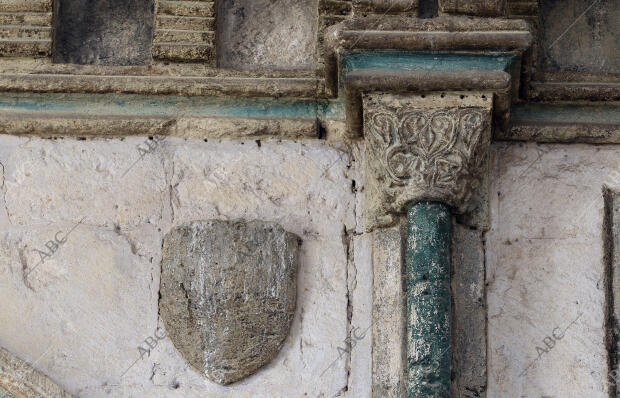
[[366, 106, 489, 207], [369, 112, 396, 145], [362, 93, 492, 229]]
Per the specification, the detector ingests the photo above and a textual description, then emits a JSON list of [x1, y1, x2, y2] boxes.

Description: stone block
[[539, 0, 620, 74], [53, 0, 154, 65], [159, 220, 301, 385], [217, 0, 318, 70], [452, 224, 487, 397]]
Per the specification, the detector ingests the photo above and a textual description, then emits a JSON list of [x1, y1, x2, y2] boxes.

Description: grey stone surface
[[371, 225, 406, 398], [451, 224, 487, 398], [607, 189, 620, 397], [540, 0, 620, 74], [53, 0, 154, 65], [217, 0, 318, 70], [159, 220, 301, 385]]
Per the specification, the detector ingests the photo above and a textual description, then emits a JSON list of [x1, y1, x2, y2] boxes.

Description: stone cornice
[[324, 16, 533, 95], [0, 92, 332, 138], [502, 103, 620, 143], [0, 14, 538, 140], [352, 0, 418, 14], [0, 15, 532, 100], [0, 70, 324, 98]]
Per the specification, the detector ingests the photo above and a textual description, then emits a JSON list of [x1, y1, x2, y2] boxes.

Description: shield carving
[[159, 220, 300, 385]]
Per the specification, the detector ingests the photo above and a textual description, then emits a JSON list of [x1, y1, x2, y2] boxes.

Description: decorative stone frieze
[[0, 0, 52, 58], [363, 92, 492, 229], [154, 0, 216, 63], [0, 347, 73, 398]]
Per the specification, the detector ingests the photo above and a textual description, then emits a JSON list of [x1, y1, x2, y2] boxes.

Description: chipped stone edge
[[0, 346, 74, 398]]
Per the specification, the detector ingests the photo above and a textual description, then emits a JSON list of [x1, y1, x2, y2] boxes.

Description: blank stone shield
[[159, 220, 300, 385]]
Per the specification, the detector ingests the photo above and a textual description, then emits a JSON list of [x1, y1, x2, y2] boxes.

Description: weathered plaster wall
[[487, 142, 620, 397], [1, 136, 618, 398], [0, 136, 370, 397]]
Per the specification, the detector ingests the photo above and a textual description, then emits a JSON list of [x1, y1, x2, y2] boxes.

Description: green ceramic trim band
[[406, 201, 452, 397]]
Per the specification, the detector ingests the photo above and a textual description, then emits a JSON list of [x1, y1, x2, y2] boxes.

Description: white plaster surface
[[4, 137, 616, 398], [0, 136, 366, 397], [487, 142, 620, 398]]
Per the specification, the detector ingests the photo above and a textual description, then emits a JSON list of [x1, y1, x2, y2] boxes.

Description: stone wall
[[488, 142, 620, 397], [5, 137, 618, 397], [0, 137, 364, 397], [0, 0, 618, 397]]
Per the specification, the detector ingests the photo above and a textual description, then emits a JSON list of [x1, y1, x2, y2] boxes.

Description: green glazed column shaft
[[406, 201, 452, 398]]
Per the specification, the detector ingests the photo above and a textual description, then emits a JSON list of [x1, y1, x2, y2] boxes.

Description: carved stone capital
[[363, 92, 492, 229]]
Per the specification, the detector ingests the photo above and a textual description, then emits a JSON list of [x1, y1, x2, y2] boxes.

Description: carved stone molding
[[363, 92, 492, 229], [324, 16, 532, 96], [439, 0, 506, 17], [0, 346, 73, 398], [0, 0, 52, 58], [154, 0, 216, 63], [352, 0, 418, 14]]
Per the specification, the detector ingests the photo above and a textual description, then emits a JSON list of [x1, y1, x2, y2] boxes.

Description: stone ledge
[[353, 0, 418, 14], [0, 59, 324, 97], [503, 123, 620, 144], [325, 16, 532, 95], [501, 103, 620, 143], [0, 112, 320, 139], [0, 73, 323, 98], [529, 81, 620, 102], [440, 0, 506, 17]]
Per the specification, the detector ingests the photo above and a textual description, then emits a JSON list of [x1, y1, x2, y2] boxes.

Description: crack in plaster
[[0, 160, 14, 226]]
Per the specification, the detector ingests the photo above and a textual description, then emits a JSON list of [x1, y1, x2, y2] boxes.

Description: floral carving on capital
[[363, 93, 492, 229]]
